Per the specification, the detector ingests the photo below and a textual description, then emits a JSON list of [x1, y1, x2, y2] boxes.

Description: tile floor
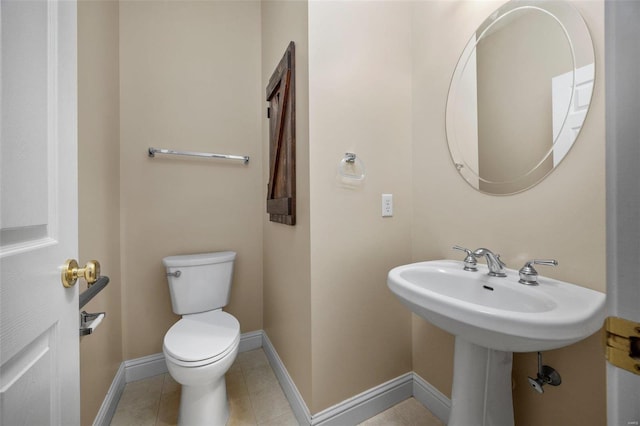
[[110, 348, 443, 426]]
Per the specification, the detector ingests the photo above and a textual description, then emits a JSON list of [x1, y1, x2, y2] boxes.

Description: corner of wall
[[307, 0, 414, 413], [261, 0, 313, 408]]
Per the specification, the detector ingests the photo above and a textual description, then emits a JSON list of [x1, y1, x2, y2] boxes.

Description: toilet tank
[[162, 251, 236, 315]]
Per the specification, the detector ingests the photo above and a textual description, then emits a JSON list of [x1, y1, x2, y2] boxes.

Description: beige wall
[[78, 1, 123, 425], [262, 1, 415, 413], [119, 0, 263, 359], [77, 1, 608, 423], [308, 1, 414, 413], [261, 0, 313, 406], [411, 1, 606, 425]]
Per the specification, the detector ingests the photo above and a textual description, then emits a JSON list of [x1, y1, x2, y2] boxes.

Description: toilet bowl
[[162, 252, 240, 426]]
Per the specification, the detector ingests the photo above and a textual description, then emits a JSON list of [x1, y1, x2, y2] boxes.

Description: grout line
[[240, 364, 259, 426], [153, 374, 164, 426], [158, 374, 170, 426]]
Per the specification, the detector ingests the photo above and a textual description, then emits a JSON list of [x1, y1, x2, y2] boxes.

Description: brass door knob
[[62, 259, 101, 288]]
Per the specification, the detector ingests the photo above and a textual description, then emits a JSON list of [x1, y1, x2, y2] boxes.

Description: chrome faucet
[[452, 246, 478, 271], [473, 248, 507, 277], [518, 259, 558, 285]]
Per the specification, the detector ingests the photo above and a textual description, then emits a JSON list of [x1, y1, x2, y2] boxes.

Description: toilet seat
[[164, 311, 240, 368]]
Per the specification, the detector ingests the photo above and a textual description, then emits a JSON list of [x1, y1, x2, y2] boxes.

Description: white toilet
[[162, 251, 240, 426]]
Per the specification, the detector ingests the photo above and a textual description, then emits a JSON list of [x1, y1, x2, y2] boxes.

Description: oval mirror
[[445, 1, 595, 195]]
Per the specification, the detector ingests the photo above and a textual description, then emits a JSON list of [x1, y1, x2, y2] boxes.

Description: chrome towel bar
[[148, 147, 249, 164]]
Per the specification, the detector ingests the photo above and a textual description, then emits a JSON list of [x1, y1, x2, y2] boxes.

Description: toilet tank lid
[[162, 251, 236, 268]]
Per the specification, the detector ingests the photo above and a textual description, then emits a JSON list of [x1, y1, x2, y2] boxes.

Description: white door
[[551, 63, 594, 167], [0, 1, 79, 425], [605, 1, 640, 425]]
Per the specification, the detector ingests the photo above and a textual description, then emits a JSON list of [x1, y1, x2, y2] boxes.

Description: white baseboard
[[262, 332, 419, 426], [238, 330, 263, 353], [312, 373, 413, 426], [92, 363, 126, 426], [124, 352, 167, 383], [262, 332, 312, 424], [94, 330, 452, 426], [412, 372, 451, 424]]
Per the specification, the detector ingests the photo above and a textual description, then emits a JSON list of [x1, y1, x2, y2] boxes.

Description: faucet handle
[[452, 246, 478, 271], [452, 245, 472, 254], [518, 259, 558, 285]]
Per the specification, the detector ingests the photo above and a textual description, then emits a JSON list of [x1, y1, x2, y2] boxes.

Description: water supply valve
[[528, 352, 562, 394]]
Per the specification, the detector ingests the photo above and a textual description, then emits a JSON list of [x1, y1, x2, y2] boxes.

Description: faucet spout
[[473, 248, 507, 277]]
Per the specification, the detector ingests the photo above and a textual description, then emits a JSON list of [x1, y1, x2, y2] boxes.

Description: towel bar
[[148, 147, 249, 164]]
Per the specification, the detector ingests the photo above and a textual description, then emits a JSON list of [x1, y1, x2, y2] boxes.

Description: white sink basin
[[388, 260, 606, 352]]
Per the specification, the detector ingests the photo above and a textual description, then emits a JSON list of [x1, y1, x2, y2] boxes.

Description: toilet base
[[163, 311, 240, 426], [178, 377, 229, 426]]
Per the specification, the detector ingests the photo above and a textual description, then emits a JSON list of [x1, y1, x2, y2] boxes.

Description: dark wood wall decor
[[266, 42, 296, 225]]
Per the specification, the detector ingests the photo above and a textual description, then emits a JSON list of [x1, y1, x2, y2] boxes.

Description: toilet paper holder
[[80, 311, 106, 336]]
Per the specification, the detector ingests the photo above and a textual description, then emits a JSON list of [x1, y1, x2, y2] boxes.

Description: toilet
[[162, 251, 240, 426]]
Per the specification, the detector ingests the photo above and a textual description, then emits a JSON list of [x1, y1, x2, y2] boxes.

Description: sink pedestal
[[449, 337, 514, 426]]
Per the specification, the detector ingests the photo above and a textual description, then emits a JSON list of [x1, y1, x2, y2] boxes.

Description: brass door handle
[[62, 259, 101, 288]]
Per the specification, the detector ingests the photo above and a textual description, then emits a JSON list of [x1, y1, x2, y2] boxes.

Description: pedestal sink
[[387, 260, 605, 426]]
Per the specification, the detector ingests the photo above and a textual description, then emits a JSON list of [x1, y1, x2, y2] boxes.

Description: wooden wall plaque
[[266, 42, 296, 225]]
